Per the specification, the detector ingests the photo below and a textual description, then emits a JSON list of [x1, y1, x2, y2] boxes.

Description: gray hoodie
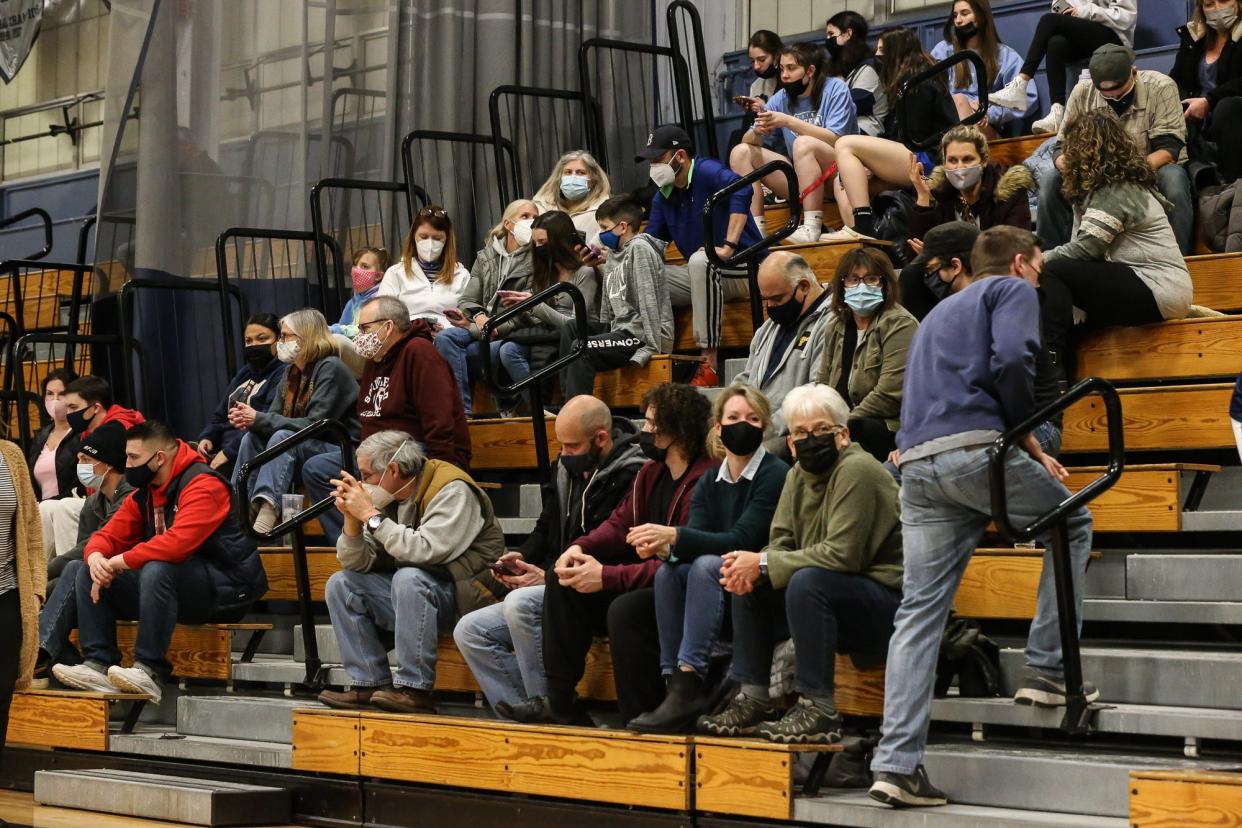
[[733, 292, 833, 432], [600, 233, 675, 366], [459, 237, 535, 339]]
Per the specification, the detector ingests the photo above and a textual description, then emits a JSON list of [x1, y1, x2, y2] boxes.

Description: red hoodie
[[85, 441, 231, 569], [89, 404, 145, 437]]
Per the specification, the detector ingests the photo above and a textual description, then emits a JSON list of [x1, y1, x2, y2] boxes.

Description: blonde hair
[[280, 308, 338, 365], [532, 150, 612, 215], [707, 383, 774, 460], [488, 198, 537, 241], [939, 124, 991, 165]]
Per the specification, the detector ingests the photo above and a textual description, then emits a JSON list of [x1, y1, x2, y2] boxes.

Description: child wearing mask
[[531, 150, 612, 244], [332, 247, 390, 338], [378, 205, 471, 330]]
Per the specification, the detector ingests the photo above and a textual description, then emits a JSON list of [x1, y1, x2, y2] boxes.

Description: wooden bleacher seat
[[5, 689, 147, 752], [69, 621, 273, 682], [665, 238, 880, 281], [1187, 253, 1242, 313], [1062, 383, 1237, 453], [1065, 463, 1219, 533], [1129, 769, 1242, 827], [468, 415, 559, 470], [1076, 316, 1242, 383], [675, 300, 755, 351], [987, 134, 1047, 168], [259, 547, 339, 602], [694, 736, 842, 820]]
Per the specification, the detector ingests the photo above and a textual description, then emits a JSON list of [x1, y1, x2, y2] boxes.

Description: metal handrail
[[486, 86, 594, 197], [989, 376, 1125, 733], [0, 207, 54, 261], [399, 129, 514, 221], [667, 0, 719, 159], [898, 51, 989, 150], [479, 281, 590, 481], [7, 332, 125, 449], [234, 417, 358, 690]]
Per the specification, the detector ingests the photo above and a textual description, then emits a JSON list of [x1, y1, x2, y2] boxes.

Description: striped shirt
[[0, 455, 18, 595]]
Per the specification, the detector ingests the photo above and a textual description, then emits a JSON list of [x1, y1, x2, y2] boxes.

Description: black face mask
[[954, 22, 978, 41], [794, 433, 840, 475], [639, 431, 668, 463], [720, 421, 765, 457], [923, 268, 956, 301], [766, 285, 805, 326], [244, 343, 275, 372], [125, 454, 161, 489], [825, 38, 844, 59], [533, 244, 554, 262], [560, 444, 599, 477], [755, 63, 778, 79], [66, 406, 95, 436], [1105, 86, 1136, 116], [782, 76, 808, 98]]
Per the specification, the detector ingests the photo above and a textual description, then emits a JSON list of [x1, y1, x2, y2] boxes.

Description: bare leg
[[791, 135, 838, 212], [834, 136, 916, 213], [729, 143, 789, 215], [952, 93, 975, 120]]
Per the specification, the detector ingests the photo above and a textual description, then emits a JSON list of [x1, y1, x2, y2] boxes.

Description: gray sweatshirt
[[528, 265, 601, 329], [599, 233, 674, 366], [733, 293, 833, 432], [336, 480, 484, 572]]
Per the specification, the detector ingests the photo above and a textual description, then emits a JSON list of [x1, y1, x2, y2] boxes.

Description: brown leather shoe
[[318, 685, 390, 710], [370, 686, 437, 714]]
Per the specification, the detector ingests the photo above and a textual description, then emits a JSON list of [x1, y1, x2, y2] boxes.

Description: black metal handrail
[[899, 51, 989, 151], [7, 332, 125, 449], [701, 158, 801, 330], [479, 282, 590, 481], [666, 0, 718, 160], [0, 207, 54, 261], [234, 417, 358, 690], [399, 130, 514, 222], [486, 86, 598, 197], [989, 376, 1124, 733]]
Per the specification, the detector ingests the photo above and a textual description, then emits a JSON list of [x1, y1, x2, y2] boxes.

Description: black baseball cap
[[911, 221, 981, 268], [635, 125, 694, 162], [80, 421, 126, 470]]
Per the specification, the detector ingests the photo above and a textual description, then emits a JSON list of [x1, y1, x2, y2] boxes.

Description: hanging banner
[[0, 0, 42, 84]]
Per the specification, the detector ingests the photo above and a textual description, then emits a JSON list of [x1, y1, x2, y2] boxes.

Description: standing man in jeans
[[869, 226, 1096, 808]]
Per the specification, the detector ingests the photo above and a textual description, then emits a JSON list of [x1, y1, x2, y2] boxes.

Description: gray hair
[[357, 430, 426, 478], [760, 251, 815, 290], [363, 296, 412, 332], [781, 383, 850, 428]]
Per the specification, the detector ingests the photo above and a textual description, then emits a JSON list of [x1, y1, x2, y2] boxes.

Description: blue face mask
[[561, 174, 590, 200], [598, 224, 625, 251], [844, 284, 885, 317]]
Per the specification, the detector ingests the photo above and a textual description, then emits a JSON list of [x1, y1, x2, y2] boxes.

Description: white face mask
[[363, 439, 416, 513], [76, 462, 104, 490], [276, 339, 301, 364], [649, 162, 677, 189], [1207, 5, 1239, 30], [512, 218, 534, 246], [946, 164, 984, 192], [416, 238, 446, 261]]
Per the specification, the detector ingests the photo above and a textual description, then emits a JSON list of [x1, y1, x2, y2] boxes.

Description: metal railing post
[[899, 51, 989, 150]]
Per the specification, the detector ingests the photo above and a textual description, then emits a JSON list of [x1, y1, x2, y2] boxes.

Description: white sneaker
[[107, 664, 163, 704], [787, 224, 822, 245], [52, 663, 120, 694], [1032, 103, 1065, 135], [989, 76, 1030, 111], [820, 225, 877, 243]]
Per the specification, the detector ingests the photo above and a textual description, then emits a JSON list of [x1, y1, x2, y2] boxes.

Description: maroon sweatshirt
[[573, 455, 716, 592], [359, 321, 472, 469]]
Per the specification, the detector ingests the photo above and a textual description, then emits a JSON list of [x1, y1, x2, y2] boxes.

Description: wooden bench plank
[[1064, 466, 1185, 533], [260, 549, 338, 602], [675, 301, 755, 351], [836, 656, 884, 717], [1061, 384, 1236, 453], [6, 691, 110, 751], [434, 636, 616, 701], [988, 134, 1046, 168], [695, 738, 842, 820], [468, 416, 560, 470], [1076, 317, 1242, 382], [955, 552, 1043, 620], [291, 709, 360, 775], [1187, 253, 1242, 313], [70, 622, 273, 681], [1130, 769, 1242, 827]]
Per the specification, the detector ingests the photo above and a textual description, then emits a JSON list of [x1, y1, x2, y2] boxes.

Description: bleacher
[[5, 3, 1242, 828]]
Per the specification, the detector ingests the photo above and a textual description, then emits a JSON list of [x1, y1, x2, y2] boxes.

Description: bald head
[[555, 395, 614, 468], [757, 251, 821, 317]]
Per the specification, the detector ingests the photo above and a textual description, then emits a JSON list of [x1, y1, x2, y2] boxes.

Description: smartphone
[[1051, 0, 1072, 13], [572, 230, 588, 248], [490, 560, 522, 577]]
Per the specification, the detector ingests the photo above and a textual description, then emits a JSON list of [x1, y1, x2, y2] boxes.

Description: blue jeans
[[325, 567, 457, 691], [232, 428, 334, 509], [452, 585, 545, 711], [654, 555, 726, 675], [1032, 420, 1063, 458], [871, 445, 1093, 776], [731, 569, 900, 697], [433, 325, 531, 414], [1039, 163, 1193, 255], [75, 558, 217, 680], [302, 452, 346, 543], [39, 559, 84, 664]]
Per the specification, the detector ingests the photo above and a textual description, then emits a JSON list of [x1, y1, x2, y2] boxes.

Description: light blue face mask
[[844, 283, 885, 317], [77, 462, 104, 490], [560, 174, 590, 200]]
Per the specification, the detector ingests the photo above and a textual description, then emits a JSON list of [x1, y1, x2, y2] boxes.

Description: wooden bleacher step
[[69, 621, 273, 682], [1130, 769, 1242, 827], [5, 689, 147, 751], [1076, 316, 1242, 383], [694, 736, 841, 821], [1062, 383, 1237, 453], [987, 134, 1047, 168], [259, 547, 338, 602], [1187, 253, 1242, 313], [1065, 463, 1219, 533]]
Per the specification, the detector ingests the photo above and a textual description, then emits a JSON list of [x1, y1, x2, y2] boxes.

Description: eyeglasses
[[842, 273, 882, 288], [789, 424, 843, 440], [358, 319, 388, 333], [279, 333, 301, 343]]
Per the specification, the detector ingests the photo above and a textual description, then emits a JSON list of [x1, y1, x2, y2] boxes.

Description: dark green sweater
[[670, 450, 790, 563]]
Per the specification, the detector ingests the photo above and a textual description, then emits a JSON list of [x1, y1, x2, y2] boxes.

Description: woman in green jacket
[[815, 247, 918, 461]]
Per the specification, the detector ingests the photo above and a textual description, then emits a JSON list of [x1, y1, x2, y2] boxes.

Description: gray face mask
[[1207, 5, 1239, 31], [945, 164, 983, 192]]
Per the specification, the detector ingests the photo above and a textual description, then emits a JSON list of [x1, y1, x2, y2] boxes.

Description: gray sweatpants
[[666, 249, 749, 349]]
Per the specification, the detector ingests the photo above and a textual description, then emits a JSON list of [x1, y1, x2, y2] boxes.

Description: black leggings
[[1021, 14, 1122, 105], [0, 590, 20, 761], [1209, 97, 1242, 183], [1040, 257, 1164, 331], [848, 416, 897, 463]]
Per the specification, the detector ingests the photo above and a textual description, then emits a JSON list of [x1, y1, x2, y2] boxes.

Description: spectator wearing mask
[[902, 125, 1035, 315], [231, 309, 360, 535], [641, 126, 764, 385], [626, 385, 789, 734], [815, 248, 918, 462], [378, 205, 472, 330], [51, 422, 267, 704], [699, 383, 902, 744], [499, 383, 715, 726], [317, 431, 505, 714], [436, 199, 538, 417], [826, 12, 887, 138], [1175, 0, 1242, 183], [989, 0, 1138, 133], [301, 297, 471, 544], [333, 247, 390, 338], [453, 396, 644, 714], [1041, 109, 1192, 329], [532, 150, 612, 243], [931, 0, 1037, 137], [559, 196, 674, 399], [728, 30, 784, 154], [29, 368, 81, 507], [1042, 44, 1194, 254], [869, 227, 1093, 808], [196, 314, 287, 475], [731, 41, 858, 243], [32, 423, 135, 686], [732, 252, 831, 435]]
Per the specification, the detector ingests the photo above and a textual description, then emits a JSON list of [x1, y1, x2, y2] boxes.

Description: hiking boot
[[52, 663, 121, 694], [689, 363, 719, 388], [870, 765, 948, 808], [628, 670, 707, 734], [1013, 668, 1100, 707], [696, 693, 782, 737], [370, 686, 437, 714], [756, 697, 843, 744], [107, 664, 164, 705], [496, 696, 593, 727], [319, 685, 391, 710]]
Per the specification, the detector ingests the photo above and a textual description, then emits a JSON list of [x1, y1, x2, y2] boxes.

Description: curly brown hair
[[1059, 109, 1155, 203], [640, 382, 712, 463]]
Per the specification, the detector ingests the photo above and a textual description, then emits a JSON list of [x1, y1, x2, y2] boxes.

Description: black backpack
[[934, 618, 1002, 698], [871, 189, 917, 270]]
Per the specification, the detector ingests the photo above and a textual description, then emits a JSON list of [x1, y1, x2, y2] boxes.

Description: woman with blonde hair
[[231, 308, 361, 534], [531, 150, 612, 242], [378, 205, 471, 330], [624, 384, 790, 734]]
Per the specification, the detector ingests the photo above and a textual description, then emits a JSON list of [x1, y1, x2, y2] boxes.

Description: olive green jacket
[[815, 304, 918, 432]]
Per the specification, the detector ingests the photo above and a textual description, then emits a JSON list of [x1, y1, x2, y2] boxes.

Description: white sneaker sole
[[869, 780, 948, 808], [1014, 686, 1101, 707], [107, 670, 161, 703], [52, 666, 118, 695]]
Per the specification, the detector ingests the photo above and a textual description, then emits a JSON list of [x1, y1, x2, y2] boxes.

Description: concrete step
[[500, 516, 537, 536], [1182, 510, 1242, 532], [485, 482, 542, 518], [722, 357, 746, 386], [108, 727, 293, 769], [34, 768, 291, 826], [177, 695, 322, 744], [795, 790, 1126, 828], [231, 654, 353, 688], [1082, 598, 1242, 625], [1128, 554, 1242, 601], [921, 742, 1219, 817], [1000, 647, 1242, 710], [293, 624, 353, 665]]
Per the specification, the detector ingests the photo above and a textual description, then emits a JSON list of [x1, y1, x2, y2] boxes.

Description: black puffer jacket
[[1171, 18, 1242, 107]]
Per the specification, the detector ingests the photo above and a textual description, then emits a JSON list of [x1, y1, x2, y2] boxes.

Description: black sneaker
[[869, 765, 947, 807], [495, 696, 593, 727], [756, 697, 843, 744], [1013, 669, 1100, 707], [697, 693, 782, 737]]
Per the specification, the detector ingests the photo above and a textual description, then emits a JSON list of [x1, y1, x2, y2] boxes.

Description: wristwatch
[[366, 514, 384, 533], [721, 239, 738, 250], [758, 551, 769, 577]]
